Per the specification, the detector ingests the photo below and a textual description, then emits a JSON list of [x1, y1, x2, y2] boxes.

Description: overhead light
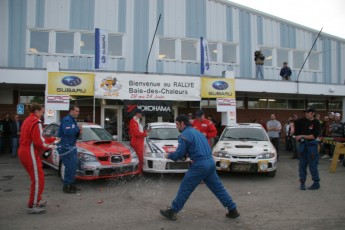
[[259, 99, 267, 101], [29, 48, 38, 53], [212, 49, 217, 53], [80, 41, 85, 47], [158, 54, 166, 59], [268, 99, 276, 102]]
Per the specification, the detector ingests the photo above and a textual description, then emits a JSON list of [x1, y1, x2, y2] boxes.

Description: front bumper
[[76, 161, 140, 180], [143, 157, 190, 173], [213, 156, 277, 173]]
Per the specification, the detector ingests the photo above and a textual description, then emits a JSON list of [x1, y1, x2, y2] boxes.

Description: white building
[[0, 0, 344, 140]]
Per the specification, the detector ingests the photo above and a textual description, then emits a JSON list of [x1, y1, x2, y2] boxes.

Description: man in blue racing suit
[[160, 114, 239, 221], [58, 106, 81, 194]]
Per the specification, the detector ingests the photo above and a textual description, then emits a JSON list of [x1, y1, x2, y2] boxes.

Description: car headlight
[[78, 151, 98, 162], [258, 152, 276, 159], [128, 146, 138, 159], [213, 151, 231, 158]]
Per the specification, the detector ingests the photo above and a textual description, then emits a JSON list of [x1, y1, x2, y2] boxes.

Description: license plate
[[231, 163, 251, 172]]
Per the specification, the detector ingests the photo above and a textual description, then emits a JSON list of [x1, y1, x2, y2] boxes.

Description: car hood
[[145, 139, 178, 153], [77, 140, 130, 156], [213, 140, 275, 155]]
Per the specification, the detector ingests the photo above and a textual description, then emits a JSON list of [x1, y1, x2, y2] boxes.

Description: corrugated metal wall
[[0, 0, 344, 85]]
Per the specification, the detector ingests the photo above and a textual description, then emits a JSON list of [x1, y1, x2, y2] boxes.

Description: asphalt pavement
[[0, 149, 345, 230]]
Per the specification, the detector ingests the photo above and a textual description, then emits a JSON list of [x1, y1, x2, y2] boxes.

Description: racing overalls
[[168, 126, 237, 213], [18, 113, 54, 208], [192, 118, 217, 146], [57, 115, 80, 186], [129, 116, 147, 173]]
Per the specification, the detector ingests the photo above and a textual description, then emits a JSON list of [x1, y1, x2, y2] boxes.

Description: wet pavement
[[0, 149, 345, 230]]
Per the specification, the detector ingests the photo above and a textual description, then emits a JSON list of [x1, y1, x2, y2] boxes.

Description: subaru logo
[[61, 76, 82, 86], [212, 81, 228, 90]]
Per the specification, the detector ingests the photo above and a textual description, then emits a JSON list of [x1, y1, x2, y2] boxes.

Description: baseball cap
[[134, 108, 144, 115], [175, 114, 192, 126], [304, 107, 316, 113], [196, 109, 204, 118], [335, 112, 341, 117]]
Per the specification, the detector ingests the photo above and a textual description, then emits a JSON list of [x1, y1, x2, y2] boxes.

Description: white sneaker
[[27, 206, 45, 214], [321, 155, 329, 159]]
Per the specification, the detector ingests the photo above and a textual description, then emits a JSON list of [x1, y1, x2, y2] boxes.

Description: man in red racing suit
[[129, 109, 148, 173], [192, 110, 218, 147], [18, 104, 55, 214]]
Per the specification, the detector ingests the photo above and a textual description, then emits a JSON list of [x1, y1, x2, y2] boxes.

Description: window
[[159, 38, 175, 59], [56, 32, 74, 54], [293, 51, 305, 69], [277, 49, 289, 67], [328, 101, 342, 110], [208, 43, 217, 62], [308, 100, 326, 110], [236, 97, 244, 109], [287, 99, 305, 109], [308, 52, 320, 70], [19, 91, 45, 105], [268, 99, 286, 109], [80, 33, 95, 55], [248, 98, 267, 109], [222, 44, 236, 63], [108, 35, 122, 56], [30, 30, 49, 53], [181, 40, 197, 61], [261, 48, 272, 66]]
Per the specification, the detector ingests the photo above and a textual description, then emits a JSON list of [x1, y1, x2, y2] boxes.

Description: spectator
[[294, 107, 321, 190], [2, 113, 12, 154], [256, 118, 267, 131], [266, 114, 282, 158], [320, 116, 332, 159], [254, 50, 265, 79], [57, 106, 81, 194], [160, 114, 239, 221], [279, 62, 292, 80], [290, 113, 298, 159], [284, 118, 293, 151], [193, 110, 217, 147], [9, 114, 22, 158]]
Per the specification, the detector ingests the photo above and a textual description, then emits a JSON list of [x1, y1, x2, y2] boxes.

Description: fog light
[[258, 161, 268, 171], [220, 160, 230, 170]]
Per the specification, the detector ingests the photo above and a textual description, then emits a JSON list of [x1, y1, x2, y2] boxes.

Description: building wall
[[0, 0, 344, 85]]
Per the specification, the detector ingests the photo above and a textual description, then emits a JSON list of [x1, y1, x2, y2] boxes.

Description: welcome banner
[[94, 73, 201, 101]]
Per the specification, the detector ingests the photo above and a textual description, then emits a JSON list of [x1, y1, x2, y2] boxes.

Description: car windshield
[[220, 127, 268, 141], [80, 127, 113, 141], [148, 127, 180, 140]]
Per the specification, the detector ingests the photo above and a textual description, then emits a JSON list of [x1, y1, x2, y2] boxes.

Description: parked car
[[42, 122, 140, 180], [143, 122, 190, 173], [212, 123, 277, 177]]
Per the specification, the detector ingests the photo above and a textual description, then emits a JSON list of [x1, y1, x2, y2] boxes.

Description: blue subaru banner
[[95, 28, 108, 69], [200, 36, 210, 75]]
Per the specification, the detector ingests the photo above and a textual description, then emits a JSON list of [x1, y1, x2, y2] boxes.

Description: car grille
[[111, 155, 123, 163], [165, 162, 190, 170], [99, 166, 137, 176], [232, 156, 256, 160]]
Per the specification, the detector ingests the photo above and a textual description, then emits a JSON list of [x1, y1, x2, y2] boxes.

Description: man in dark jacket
[[10, 114, 22, 157], [254, 50, 265, 79], [280, 62, 292, 80]]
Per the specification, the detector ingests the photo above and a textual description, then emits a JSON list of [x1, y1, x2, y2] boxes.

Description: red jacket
[[129, 117, 147, 148], [192, 118, 217, 140]]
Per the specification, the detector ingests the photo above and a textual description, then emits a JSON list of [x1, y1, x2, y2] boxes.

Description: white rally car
[[212, 123, 277, 177], [143, 122, 190, 173]]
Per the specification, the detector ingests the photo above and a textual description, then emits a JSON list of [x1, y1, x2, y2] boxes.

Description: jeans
[[298, 141, 320, 183], [11, 137, 19, 157], [59, 146, 78, 186], [255, 65, 264, 79], [171, 158, 236, 213]]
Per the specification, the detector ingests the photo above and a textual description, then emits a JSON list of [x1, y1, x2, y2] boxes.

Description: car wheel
[[59, 161, 66, 181], [266, 170, 276, 177]]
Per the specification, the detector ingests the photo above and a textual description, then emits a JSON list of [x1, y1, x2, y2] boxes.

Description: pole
[[297, 27, 323, 93], [145, 14, 162, 74]]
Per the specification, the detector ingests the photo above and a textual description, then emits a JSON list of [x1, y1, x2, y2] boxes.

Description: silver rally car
[[143, 122, 190, 173], [212, 123, 277, 177]]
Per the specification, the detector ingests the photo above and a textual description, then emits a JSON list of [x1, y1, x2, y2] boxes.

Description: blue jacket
[[280, 66, 292, 77], [168, 126, 212, 162], [58, 114, 80, 146]]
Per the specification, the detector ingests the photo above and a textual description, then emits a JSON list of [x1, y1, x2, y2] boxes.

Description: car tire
[[59, 161, 66, 181], [266, 170, 276, 177]]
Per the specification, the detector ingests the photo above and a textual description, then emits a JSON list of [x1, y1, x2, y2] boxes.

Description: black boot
[[226, 208, 240, 218], [308, 182, 320, 190], [160, 207, 177, 221], [63, 185, 76, 194]]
